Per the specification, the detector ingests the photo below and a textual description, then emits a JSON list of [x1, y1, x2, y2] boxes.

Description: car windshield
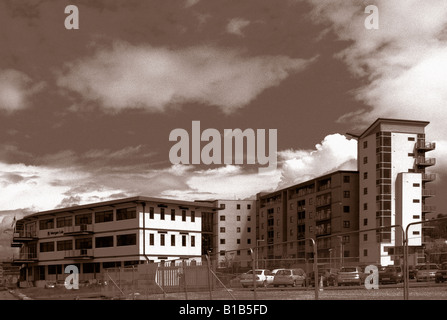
[[340, 267, 357, 272], [246, 270, 264, 275], [277, 270, 291, 275]]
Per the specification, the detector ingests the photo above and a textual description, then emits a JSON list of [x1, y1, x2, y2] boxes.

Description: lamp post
[[256, 239, 265, 269]]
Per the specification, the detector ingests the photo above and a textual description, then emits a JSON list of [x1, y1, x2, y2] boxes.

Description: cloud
[[226, 18, 251, 36], [56, 41, 316, 114], [0, 69, 45, 112], [277, 134, 358, 188]]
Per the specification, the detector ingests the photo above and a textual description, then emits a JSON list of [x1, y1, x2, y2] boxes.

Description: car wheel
[[291, 281, 297, 287]]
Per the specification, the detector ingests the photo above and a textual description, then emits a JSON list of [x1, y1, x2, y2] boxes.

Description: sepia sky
[[1, 0, 447, 256]]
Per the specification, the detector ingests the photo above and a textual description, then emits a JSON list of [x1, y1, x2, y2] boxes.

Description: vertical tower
[[358, 119, 436, 266]]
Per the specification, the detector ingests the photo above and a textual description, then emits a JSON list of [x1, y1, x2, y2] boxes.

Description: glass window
[[117, 234, 137, 246], [116, 208, 136, 221]]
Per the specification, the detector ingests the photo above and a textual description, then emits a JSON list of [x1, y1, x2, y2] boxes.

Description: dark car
[[408, 265, 420, 279], [435, 262, 447, 283], [379, 266, 403, 284], [307, 268, 338, 287]]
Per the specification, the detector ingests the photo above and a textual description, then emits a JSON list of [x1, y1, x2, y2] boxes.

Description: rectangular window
[[247, 227, 251, 233], [171, 234, 175, 246], [363, 203, 368, 210], [363, 141, 368, 149], [220, 227, 225, 233], [343, 176, 350, 183], [182, 235, 187, 247], [160, 234, 165, 246], [343, 206, 350, 213], [363, 234, 368, 241], [344, 191, 350, 198], [182, 210, 186, 221], [413, 199, 420, 203], [95, 236, 114, 248], [171, 209, 175, 221], [363, 218, 368, 226], [117, 234, 137, 246], [364, 172, 368, 180], [237, 227, 241, 233], [220, 239, 225, 245], [191, 211, 195, 222], [39, 218, 54, 230], [343, 221, 350, 228], [56, 216, 72, 228], [363, 188, 368, 195], [237, 216, 241, 221], [116, 208, 136, 221], [408, 137, 415, 141], [75, 213, 92, 226], [363, 157, 368, 164], [413, 183, 420, 187], [95, 210, 113, 223], [149, 207, 154, 219], [364, 249, 368, 257], [247, 204, 251, 209], [57, 240, 72, 251], [220, 215, 225, 221], [75, 238, 92, 250], [237, 204, 241, 210], [191, 236, 195, 247], [413, 215, 420, 219], [149, 234, 154, 246], [160, 208, 165, 220]]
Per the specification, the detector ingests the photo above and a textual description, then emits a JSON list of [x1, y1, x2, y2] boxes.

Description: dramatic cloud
[[56, 41, 315, 114], [306, 0, 447, 181], [277, 134, 358, 188], [0, 69, 45, 112]]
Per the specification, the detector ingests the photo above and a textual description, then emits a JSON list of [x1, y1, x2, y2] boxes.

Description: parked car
[[435, 262, 447, 283], [240, 269, 274, 288], [408, 265, 420, 279], [379, 266, 403, 284], [416, 264, 439, 282], [273, 268, 306, 287], [337, 266, 365, 286], [308, 268, 339, 287]]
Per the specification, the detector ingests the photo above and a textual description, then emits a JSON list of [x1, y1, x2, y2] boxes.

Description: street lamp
[[257, 239, 265, 269]]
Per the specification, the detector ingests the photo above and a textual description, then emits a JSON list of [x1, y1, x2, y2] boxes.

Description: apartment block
[[357, 118, 436, 266], [257, 171, 359, 266]]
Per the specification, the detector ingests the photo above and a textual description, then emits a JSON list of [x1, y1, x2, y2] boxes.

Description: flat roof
[[358, 118, 429, 138], [19, 196, 217, 220]]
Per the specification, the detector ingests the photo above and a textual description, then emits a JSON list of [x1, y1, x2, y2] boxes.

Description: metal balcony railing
[[415, 157, 436, 166], [416, 141, 436, 151], [422, 189, 436, 197], [13, 252, 37, 262]]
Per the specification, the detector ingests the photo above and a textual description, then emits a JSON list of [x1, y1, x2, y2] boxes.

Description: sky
[[0, 0, 446, 258]]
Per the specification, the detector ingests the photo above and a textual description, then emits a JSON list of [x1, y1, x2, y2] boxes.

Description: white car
[[240, 269, 274, 288]]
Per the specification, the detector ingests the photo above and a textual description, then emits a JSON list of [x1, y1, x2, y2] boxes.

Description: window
[[160, 208, 165, 220], [364, 172, 368, 180], [191, 211, 195, 222], [343, 235, 350, 243], [191, 236, 195, 247], [247, 239, 251, 244], [39, 218, 54, 230], [220, 239, 225, 245], [363, 157, 368, 164], [237, 227, 241, 233], [364, 249, 368, 257], [220, 227, 226, 233], [363, 188, 368, 195], [220, 204, 226, 209], [149, 234, 154, 246], [95, 210, 113, 223], [363, 234, 368, 241], [247, 216, 251, 221], [363, 218, 368, 226], [413, 215, 420, 219], [343, 206, 350, 213], [116, 208, 136, 221], [413, 183, 420, 187], [220, 215, 225, 221], [171, 234, 175, 246], [408, 137, 415, 141], [237, 204, 241, 210], [237, 216, 241, 221], [247, 204, 251, 209], [149, 207, 154, 219], [413, 199, 420, 203], [343, 221, 350, 228], [57, 216, 72, 228], [117, 234, 136, 246], [182, 210, 186, 221], [160, 234, 165, 246], [57, 240, 72, 251], [363, 203, 368, 210], [95, 236, 113, 248], [408, 153, 414, 157], [363, 141, 368, 149], [237, 239, 241, 244], [75, 238, 92, 249], [343, 176, 350, 183], [247, 227, 251, 233], [182, 235, 187, 247], [171, 209, 175, 221], [75, 213, 92, 226], [344, 191, 350, 198]]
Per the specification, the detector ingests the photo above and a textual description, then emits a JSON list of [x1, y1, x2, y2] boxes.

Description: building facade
[[11, 196, 217, 285], [357, 118, 436, 266], [257, 170, 359, 267]]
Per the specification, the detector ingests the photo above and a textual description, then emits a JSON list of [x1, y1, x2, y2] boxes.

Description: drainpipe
[[142, 202, 150, 263]]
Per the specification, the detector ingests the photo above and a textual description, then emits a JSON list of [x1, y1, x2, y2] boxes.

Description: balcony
[[64, 249, 94, 260], [64, 224, 94, 236], [421, 173, 436, 182], [422, 189, 436, 198], [415, 157, 436, 167], [422, 205, 436, 213], [12, 230, 38, 242], [12, 253, 38, 263], [416, 141, 436, 152]]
